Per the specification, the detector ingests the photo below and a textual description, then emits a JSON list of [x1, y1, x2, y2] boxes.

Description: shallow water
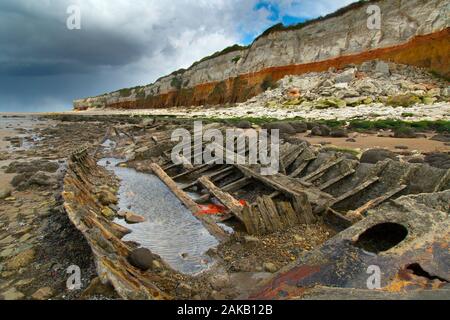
[[98, 158, 218, 275]]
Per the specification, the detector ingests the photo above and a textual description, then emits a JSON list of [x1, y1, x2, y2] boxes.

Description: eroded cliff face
[[74, 0, 450, 111]]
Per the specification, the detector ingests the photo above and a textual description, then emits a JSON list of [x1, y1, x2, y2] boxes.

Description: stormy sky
[[0, 0, 355, 112]]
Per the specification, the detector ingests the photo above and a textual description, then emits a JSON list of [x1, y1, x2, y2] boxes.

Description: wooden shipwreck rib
[[154, 138, 450, 236], [63, 149, 173, 300], [62, 124, 450, 300]]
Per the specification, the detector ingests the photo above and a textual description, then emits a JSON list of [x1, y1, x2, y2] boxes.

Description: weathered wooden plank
[[302, 157, 345, 182], [282, 144, 306, 169], [208, 166, 235, 180], [290, 157, 317, 178], [275, 200, 299, 227], [330, 177, 380, 207], [182, 166, 233, 190], [319, 168, 356, 191], [171, 164, 211, 180], [262, 196, 284, 231], [235, 165, 334, 207], [242, 206, 259, 235], [222, 177, 252, 192], [289, 147, 317, 176], [348, 184, 407, 220], [256, 197, 277, 233], [248, 204, 266, 235], [292, 193, 316, 224]]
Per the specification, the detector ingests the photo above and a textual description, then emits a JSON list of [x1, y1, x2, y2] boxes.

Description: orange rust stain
[[249, 265, 321, 300], [102, 28, 449, 111]]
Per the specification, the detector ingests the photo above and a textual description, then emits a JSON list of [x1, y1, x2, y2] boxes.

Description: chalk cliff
[[74, 0, 449, 110]]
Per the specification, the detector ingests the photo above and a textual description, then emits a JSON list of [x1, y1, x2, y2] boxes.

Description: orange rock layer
[[108, 28, 449, 110]]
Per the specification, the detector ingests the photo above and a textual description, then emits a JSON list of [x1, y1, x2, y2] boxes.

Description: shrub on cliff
[[261, 75, 278, 91], [170, 77, 183, 90]]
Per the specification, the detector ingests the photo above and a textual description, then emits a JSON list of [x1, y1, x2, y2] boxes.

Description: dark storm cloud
[[0, 0, 354, 112]]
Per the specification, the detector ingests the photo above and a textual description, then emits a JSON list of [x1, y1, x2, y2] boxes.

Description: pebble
[[209, 273, 231, 290], [0, 187, 12, 200], [31, 287, 53, 300], [1, 287, 25, 300], [124, 212, 146, 224], [263, 262, 278, 273], [243, 236, 260, 244], [5, 248, 35, 270]]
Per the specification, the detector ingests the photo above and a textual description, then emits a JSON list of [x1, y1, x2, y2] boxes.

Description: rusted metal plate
[[249, 191, 450, 300]]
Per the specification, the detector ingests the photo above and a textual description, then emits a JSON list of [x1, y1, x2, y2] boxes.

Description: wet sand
[[0, 127, 13, 150], [300, 133, 450, 154], [0, 126, 15, 189]]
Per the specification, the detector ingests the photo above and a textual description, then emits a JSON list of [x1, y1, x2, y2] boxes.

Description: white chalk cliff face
[[74, 0, 450, 110]]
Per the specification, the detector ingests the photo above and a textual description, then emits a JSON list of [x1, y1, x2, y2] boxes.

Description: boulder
[[236, 120, 252, 129], [263, 122, 296, 135], [128, 248, 159, 271], [430, 134, 450, 143], [335, 68, 356, 83], [209, 273, 231, 290], [359, 60, 376, 72], [28, 172, 53, 186], [5, 160, 59, 174], [393, 127, 417, 139], [288, 122, 308, 133], [330, 128, 348, 138], [375, 61, 390, 75], [11, 172, 54, 190], [311, 125, 331, 137], [0, 187, 12, 200], [424, 153, 450, 170], [360, 149, 398, 164]]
